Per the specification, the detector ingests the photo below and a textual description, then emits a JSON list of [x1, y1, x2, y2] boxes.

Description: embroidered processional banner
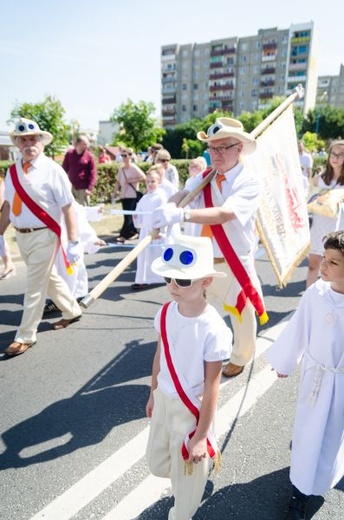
[[245, 105, 310, 287]]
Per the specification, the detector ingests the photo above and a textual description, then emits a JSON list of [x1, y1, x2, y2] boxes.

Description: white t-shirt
[[154, 300, 232, 399]]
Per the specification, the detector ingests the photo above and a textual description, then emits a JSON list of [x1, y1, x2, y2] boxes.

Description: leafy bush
[[90, 160, 191, 204]]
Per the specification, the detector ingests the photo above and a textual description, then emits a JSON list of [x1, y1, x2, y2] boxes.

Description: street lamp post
[[315, 91, 327, 136]]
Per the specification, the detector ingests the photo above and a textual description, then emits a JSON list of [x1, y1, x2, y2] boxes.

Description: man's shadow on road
[[136, 467, 326, 520], [0, 339, 155, 470]]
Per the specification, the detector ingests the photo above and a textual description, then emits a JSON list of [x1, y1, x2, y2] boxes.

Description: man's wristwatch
[[183, 209, 191, 222]]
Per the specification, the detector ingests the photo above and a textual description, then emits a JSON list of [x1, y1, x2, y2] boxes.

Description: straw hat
[[197, 117, 256, 155], [151, 235, 226, 280], [10, 118, 53, 146]]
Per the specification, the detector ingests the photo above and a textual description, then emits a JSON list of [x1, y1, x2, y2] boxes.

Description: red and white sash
[[160, 302, 220, 474], [202, 170, 268, 325], [10, 164, 72, 274]]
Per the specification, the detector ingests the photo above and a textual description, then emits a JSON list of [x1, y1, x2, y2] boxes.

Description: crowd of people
[[1, 115, 344, 520]]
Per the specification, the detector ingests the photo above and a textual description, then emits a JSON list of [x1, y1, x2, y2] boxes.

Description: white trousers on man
[[15, 228, 81, 344], [207, 262, 257, 366], [146, 388, 210, 520]]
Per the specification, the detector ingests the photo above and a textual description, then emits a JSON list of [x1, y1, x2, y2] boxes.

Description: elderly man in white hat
[[152, 117, 268, 378], [0, 118, 82, 357]]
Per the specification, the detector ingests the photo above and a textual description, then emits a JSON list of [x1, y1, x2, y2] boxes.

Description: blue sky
[[1, 0, 342, 132]]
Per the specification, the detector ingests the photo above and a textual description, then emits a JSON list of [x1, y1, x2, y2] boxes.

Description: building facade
[[161, 22, 317, 128], [317, 64, 344, 109]]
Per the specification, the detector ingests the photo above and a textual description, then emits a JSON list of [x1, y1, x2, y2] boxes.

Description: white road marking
[[29, 318, 288, 520]]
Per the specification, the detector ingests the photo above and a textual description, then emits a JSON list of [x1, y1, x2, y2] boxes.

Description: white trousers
[[146, 388, 210, 520], [207, 262, 257, 366], [15, 228, 81, 344]]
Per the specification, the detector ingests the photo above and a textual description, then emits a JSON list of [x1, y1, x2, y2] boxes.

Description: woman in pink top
[[112, 147, 146, 242]]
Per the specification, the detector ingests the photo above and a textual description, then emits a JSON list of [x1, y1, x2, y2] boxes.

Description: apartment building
[[161, 22, 317, 128], [317, 64, 344, 109]]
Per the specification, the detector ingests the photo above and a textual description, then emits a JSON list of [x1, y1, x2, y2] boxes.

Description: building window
[[182, 105, 187, 112], [194, 83, 198, 89], [182, 84, 187, 90], [193, 105, 198, 111]]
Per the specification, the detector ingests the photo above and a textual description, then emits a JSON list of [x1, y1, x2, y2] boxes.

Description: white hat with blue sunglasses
[[151, 235, 226, 280], [10, 117, 53, 146]]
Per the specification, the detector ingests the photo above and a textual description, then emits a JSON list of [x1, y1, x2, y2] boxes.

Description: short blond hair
[[156, 149, 171, 162]]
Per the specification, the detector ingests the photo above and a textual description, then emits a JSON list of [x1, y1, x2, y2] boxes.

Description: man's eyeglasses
[[207, 143, 239, 154], [330, 151, 344, 160], [164, 277, 195, 288]]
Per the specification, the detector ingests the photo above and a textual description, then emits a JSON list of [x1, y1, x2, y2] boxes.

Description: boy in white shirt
[[146, 235, 232, 520]]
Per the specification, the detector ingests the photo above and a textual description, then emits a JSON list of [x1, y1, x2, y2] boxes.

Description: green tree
[[9, 95, 70, 158], [162, 118, 203, 158], [302, 105, 344, 141], [110, 99, 165, 152]]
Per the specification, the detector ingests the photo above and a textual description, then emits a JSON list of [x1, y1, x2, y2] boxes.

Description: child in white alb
[[131, 169, 168, 290], [146, 235, 233, 520], [267, 230, 344, 520]]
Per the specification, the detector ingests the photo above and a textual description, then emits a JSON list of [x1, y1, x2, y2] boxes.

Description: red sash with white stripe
[[202, 171, 268, 325], [9, 164, 72, 273], [160, 302, 218, 466]]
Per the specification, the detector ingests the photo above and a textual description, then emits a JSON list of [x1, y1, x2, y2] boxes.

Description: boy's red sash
[[160, 302, 219, 471], [202, 170, 268, 325], [10, 164, 72, 273]]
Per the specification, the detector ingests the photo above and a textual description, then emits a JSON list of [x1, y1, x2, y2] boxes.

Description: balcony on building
[[260, 79, 275, 87], [287, 74, 307, 83], [261, 67, 276, 75], [210, 61, 223, 69], [162, 64, 176, 72], [209, 84, 234, 91], [260, 92, 274, 99], [209, 95, 233, 102], [289, 62, 307, 72], [162, 108, 176, 117], [162, 96, 176, 104], [290, 35, 310, 44], [162, 86, 177, 94], [210, 47, 236, 57], [262, 42, 277, 51], [209, 72, 234, 80], [261, 54, 276, 62], [162, 75, 177, 83], [163, 118, 176, 127]]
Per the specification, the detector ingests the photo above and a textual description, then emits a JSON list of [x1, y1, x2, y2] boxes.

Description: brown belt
[[214, 257, 225, 264], [14, 227, 47, 234]]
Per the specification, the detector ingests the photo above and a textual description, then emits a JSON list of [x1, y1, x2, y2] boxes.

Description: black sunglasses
[[164, 277, 194, 288]]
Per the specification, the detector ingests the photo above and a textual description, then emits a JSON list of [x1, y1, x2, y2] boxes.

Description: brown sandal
[[52, 315, 81, 330], [3, 341, 36, 356]]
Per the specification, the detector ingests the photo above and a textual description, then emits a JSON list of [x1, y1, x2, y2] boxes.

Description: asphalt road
[[0, 242, 343, 520]]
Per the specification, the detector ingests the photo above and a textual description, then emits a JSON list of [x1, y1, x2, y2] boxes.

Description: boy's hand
[[187, 436, 208, 464], [146, 393, 154, 418]]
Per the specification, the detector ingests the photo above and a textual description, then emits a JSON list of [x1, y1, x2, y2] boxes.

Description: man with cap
[[152, 117, 268, 378], [0, 118, 82, 356]]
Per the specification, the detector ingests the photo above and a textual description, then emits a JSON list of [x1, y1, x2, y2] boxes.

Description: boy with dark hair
[[268, 230, 344, 519]]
